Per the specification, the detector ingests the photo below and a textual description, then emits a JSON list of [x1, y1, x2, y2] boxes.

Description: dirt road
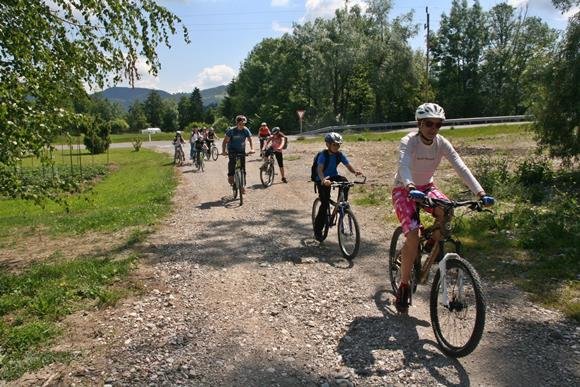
[[14, 139, 579, 386]]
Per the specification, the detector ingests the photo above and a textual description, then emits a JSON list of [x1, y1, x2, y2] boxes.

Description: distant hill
[[94, 85, 227, 110]]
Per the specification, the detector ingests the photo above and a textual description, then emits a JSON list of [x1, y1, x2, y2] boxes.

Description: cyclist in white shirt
[[392, 102, 495, 314]]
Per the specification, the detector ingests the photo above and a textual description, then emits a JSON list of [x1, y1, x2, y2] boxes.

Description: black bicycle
[[231, 152, 250, 206], [260, 152, 275, 187], [389, 196, 489, 357], [311, 176, 366, 260]]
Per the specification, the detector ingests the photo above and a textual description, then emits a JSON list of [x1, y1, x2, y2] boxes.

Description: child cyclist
[[313, 132, 362, 242], [392, 102, 495, 314], [261, 127, 288, 183]]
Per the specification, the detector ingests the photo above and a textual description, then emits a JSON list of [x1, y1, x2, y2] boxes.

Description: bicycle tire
[[260, 162, 274, 187], [430, 256, 486, 358], [204, 149, 210, 161], [234, 168, 244, 205], [337, 207, 360, 260], [311, 198, 329, 241], [211, 146, 219, 161], [200, 155, 205, 172], [388, 226, 422, 295]]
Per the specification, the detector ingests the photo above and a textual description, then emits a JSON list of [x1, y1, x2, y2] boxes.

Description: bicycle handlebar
[[330, 175, 367, 188], [416, 196, 489, 212]]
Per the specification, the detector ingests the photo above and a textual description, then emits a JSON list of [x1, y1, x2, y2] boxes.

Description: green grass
[[0, 251, 137, 380], [0, 148, 176, 237], [297, 123, 531, 143]]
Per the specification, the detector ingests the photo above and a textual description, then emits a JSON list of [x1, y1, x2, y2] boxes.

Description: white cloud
[[272, 21, 293, 33], [191, 64, 237, 90], [271, 0, 290, 6], [303, 0, 367, 21], [507, 0, 578, 21]]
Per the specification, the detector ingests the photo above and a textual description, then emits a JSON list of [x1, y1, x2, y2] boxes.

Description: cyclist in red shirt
[[261, 127, 288, 183], [258, 122, 271, 155]]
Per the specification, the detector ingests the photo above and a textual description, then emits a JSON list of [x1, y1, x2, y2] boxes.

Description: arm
[[441, 138, 484, 196], [398, 136, 415, 189], [222, 134, 230, 154]]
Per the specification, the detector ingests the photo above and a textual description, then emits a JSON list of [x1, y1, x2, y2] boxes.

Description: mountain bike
[[231, 152, 250, 206], [173, 144, 185, 166], [389, 196, 490, 357], [194, 145, 206, 172], [311, 176, 366, 260], [205, 141, 219, 161], [260, 151, 275, 187]]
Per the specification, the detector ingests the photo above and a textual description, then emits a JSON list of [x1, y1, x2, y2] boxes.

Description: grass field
[[0, 148, 176, 380]]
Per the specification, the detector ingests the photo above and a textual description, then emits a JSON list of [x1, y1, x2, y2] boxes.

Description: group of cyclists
[[172, 126, 218, 165], [184, 103, 496, 316]]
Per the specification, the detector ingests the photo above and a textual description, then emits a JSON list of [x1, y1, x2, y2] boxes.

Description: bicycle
[[204, 141, 219, 161], [311, 176, 366, 260], [230, 152, 250, 206], [388, 196, 489, 357], [260, 151, 275, 187], [173, 144, 185, 166], [194, 145, 206, 172]]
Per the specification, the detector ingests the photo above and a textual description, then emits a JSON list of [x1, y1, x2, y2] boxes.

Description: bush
[[132, 137, 142, 152], [473, 156, 512, 198], [83, 123, 111, 154]]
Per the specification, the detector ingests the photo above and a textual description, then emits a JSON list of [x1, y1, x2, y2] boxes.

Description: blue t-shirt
[[316, 151, 350, 180], [225, 127, 252, 152]]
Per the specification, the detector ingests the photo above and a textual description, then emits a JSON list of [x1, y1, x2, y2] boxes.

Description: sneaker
[[282, 177, 288, 183], [259, 164, 266, 171], [314, 231, 325, 242], [240, 187, 246, 194], [395, 283, 410, 314], [228, 176, 234, 185]]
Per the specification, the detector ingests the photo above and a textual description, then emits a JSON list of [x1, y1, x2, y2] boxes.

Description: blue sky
[[120, 0, 576, 93]]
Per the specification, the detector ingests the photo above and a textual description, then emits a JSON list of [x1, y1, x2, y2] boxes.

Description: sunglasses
[[423, 120, 443, 129]]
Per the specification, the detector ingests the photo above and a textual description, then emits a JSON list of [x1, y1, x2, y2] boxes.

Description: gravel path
[[12, 140, 579, 386]]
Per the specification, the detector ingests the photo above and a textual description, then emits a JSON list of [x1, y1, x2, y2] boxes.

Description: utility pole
[[425, 6, 430, 82]]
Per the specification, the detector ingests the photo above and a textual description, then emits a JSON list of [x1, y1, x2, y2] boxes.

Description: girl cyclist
[[261, 126, 288, 183], [392, 102, 495, 314]]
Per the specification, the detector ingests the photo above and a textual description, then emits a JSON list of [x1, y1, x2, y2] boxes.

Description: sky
[[119, 0, 576, 93]]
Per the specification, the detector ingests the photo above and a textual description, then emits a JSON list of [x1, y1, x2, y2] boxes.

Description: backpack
[[310, 150, 342, 182]]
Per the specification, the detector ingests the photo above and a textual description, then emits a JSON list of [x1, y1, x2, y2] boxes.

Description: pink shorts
[[391, 183, 449, 235]]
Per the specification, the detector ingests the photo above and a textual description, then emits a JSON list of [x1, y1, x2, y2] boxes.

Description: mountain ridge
[[93, 85, 227, 110]]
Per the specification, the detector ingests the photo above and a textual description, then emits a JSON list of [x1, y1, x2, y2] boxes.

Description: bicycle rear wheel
[[211, 146, 219, 160], [337, 207, 360, 260], [388, 227, 428, 295], [204, 149, 210, 161], [311, 198, 329, 241], [260, 162, 274, 187], [234, 168, 244, 205], [430, 256, 486, 357]]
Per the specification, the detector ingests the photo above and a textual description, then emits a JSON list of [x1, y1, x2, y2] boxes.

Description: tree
[[431, 0, 487, 117], [127, 101, 149, 131], [144, 90, 164, 129], [161, 101, 178, 132], [190, 88, 204, 122], [531, 10, 579, 161], [177, 96, 192, 129], [0, 0, 188, 198]]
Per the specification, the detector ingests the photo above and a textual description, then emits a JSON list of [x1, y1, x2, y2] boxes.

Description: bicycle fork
[[437, 253, 463, 308]]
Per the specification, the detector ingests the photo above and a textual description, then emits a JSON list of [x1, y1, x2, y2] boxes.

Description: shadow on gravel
[[336, 287, 469, 386], [144, 208, 386, 269]]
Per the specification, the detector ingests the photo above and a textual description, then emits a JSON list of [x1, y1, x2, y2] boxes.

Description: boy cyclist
[[392, 102, 494, 314], [313, 132, 362, 242], [222, 115, 255, 193]]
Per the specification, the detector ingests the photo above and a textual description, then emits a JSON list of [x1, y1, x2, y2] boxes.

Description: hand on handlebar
[[481, 195, 495, 206], [322, 177, 332, 187], [409, 189, 426, 201]]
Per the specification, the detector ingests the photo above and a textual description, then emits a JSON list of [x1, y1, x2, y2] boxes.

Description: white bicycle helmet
[[415, 103, 446, 120], [236, 115, 247, 123], [271, 127, 280, 134], [325, 132, 343, 144]]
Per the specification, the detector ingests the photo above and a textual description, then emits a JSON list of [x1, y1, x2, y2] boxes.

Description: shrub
[[132, 137, 142, 152], [83, 123, 111, 154]]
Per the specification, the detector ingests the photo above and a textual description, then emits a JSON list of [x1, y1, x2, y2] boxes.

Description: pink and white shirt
[[393, 132, 483, 195]]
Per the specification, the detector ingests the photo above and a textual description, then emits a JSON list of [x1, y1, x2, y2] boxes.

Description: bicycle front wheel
[[311, 198, 329, 241], [234, 169, 244, 205], [388, 227, 404, 294], [211, 146, 219, 161], [337, 207, 360, 260], [260, 162, 274, 187], [430, 256, 486, 358]]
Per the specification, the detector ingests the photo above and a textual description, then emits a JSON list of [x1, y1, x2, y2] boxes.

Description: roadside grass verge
[[296, 123, 530, 143], [0, 251, 138, 381], [0, 149, 176, 380], [0, 148, 176, 237]]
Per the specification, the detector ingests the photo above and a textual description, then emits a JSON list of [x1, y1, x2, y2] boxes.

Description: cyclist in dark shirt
[[222, 115, 255, 193]]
